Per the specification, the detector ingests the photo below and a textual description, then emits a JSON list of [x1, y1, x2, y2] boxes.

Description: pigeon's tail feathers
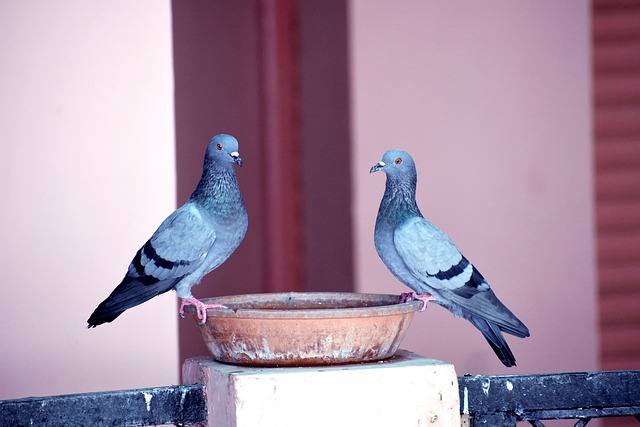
[[469, 316, 518, 368], [442, 290, 529, 367], [87, 275, 181, 327], [496, 314, 530, 338], [448, 289, 530, 339]]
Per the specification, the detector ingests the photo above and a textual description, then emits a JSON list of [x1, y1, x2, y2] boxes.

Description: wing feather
[[394, 216, 472, 290], [393, 217, 529, 339], [131, 203, 215, 282]]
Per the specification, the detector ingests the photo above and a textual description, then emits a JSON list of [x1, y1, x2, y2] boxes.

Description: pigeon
[[371, 149, 529, 367], [87, 134, 248, 327]]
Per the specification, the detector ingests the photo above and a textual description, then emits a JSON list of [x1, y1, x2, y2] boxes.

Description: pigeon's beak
[[230, 151, 243, 167], [370, 161, 385, 173]]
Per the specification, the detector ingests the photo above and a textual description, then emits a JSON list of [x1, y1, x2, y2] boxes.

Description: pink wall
[[350, 1, 598, 374], [0, 2, 178, 398]]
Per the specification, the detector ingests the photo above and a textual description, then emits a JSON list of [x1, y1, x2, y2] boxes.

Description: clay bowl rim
[[188, 292, 423, 320]]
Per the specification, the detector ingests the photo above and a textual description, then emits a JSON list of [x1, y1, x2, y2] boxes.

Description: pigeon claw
[[399, 292, 415, 303], [399, 292, 436, 312], [179, 297, 228, 325]]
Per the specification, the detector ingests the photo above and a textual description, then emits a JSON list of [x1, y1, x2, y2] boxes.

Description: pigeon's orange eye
[[216, 143, 223, 151], [394, 157, 402, 165]]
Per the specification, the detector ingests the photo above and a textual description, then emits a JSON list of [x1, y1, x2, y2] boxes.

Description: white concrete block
[[183, 350, 460, 427]]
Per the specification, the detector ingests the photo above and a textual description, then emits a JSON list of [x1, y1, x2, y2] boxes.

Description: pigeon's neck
[[190, 163, 243, 214], [379, 176, 422, 224]]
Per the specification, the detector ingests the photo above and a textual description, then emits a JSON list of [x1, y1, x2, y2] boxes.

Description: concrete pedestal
[[183, 350, 460, 427]]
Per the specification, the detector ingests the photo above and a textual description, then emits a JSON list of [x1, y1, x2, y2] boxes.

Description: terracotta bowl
[[188, 292, 422, 367]]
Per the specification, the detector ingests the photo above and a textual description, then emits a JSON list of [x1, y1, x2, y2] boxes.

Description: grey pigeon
[[87, 134, 248, 327], [371, 149, 529, 367]]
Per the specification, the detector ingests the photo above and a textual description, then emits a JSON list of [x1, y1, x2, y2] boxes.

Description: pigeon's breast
[[198, 207, 247, 276]]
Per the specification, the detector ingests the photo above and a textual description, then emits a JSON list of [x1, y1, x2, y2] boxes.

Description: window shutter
[[593, 0, 640, 372]]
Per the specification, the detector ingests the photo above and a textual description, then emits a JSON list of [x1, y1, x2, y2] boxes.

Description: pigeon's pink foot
[[399, 292, 436, 312], [179, 297, 228, 325]]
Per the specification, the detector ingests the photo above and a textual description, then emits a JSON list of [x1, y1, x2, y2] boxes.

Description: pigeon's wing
[[393, 216, 479, 292], [87, 203, 215, 327], [136, 203, 216, 281], [394, 216, 529, 367], [393, 216, 528, 336]]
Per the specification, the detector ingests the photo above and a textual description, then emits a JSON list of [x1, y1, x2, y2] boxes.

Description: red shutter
[[593, 0, 640, 377]]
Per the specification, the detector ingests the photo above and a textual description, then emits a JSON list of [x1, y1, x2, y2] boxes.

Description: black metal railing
[[1, 370, 638, 426], [458, 370, 640, 426], [0, 384, 206, 427]]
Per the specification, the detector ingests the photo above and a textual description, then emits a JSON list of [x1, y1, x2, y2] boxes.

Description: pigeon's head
[[207, 134, 243, 167], [370, 149, 417, 178]]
